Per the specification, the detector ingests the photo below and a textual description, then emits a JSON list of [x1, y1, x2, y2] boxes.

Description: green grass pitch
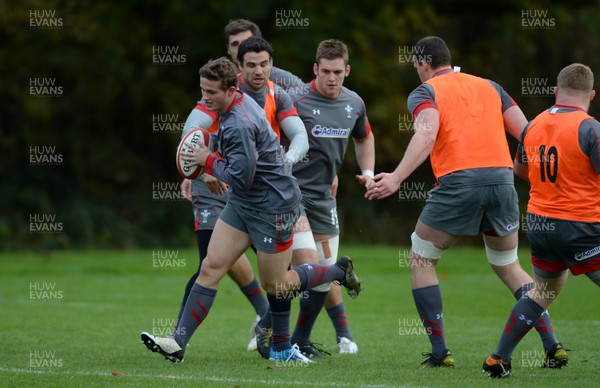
[[1, 246, 598, 387]]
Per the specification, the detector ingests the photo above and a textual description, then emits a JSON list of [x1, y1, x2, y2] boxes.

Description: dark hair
[[414, 36, 452, 69], [315, 39, 349, 65], [237, 36, 273, 65], [199, 57, 238, 90], [224, 18, 262, 45]]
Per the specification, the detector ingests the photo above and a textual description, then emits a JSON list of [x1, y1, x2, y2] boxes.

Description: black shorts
[[526, 213, 600, 276]]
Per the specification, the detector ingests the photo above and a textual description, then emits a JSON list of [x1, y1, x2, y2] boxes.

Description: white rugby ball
[[176, 127, 213, 179]]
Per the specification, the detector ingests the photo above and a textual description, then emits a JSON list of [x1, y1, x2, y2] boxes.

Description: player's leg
[[288, 215, 327, 358], [226, 252, 269, 350], [176, 229, 211, 325], [484, 184, 563, 359], [411, 219, 459, 367], [257, 243, 360, 363], [316, 234, 358, 354], [256, 214, 318, 358], [251, 205, 361, 363], [483, 269, 568, 378], [141, 214, 251, 362]]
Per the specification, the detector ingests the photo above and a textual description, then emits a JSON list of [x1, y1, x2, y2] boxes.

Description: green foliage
[[2, 1, 600, 248]]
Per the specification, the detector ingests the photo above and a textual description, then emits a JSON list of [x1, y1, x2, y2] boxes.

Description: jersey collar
[[551, 104, 585, 112], [225, 90, 244, 113]]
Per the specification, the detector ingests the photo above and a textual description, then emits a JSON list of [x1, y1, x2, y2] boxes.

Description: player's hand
[[355, 174, 374, 189], [180, 179, 192, 202], [330, 175, 339, 198], [203, 174, 227, 196], [180, 141, 210, 167], [365, 172, 401, 200]]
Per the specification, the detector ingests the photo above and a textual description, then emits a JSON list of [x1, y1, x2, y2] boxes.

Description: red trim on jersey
[[364, 121, 372, 137], [195, 102, 219, 121], [226, 90, 244, 113], [412, 100, 436, 119], [552, 104, 585, 112], [204, 154, 217, 176], [431, 68, 453, 78], [278, 106, 299, 121]]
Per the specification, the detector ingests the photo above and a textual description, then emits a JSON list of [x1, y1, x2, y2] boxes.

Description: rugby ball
[[176, 127, 213, 179]]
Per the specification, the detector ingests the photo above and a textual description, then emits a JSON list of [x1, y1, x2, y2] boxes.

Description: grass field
[[1, 245, 598, 387]]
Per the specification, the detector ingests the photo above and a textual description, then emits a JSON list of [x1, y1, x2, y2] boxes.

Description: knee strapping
[[410, 232, 444, 260], [485, 246, 518, 266]]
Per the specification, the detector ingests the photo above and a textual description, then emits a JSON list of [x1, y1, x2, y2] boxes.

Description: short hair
[[224, 18, 262, 45], [557, 63, 594, 91], [414, 36, 452, 69], [315, 39, 349, 65], [237, 36, 273, 65], [199, 57, 238, 90]]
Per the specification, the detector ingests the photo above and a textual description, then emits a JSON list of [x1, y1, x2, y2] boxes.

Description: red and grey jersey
[[290, 80, 371, 199], [204, 91, 301, 213]]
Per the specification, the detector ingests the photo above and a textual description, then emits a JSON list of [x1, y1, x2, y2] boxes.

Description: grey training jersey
[[205, 91, 301, 213], [270, 66, 304, 91], [290, 80, 371, 199], [184, 82, 298, 230]]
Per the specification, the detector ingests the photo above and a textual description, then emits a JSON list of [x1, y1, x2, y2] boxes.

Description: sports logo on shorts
[[574, 245, 600, 261], [506, 221, 519, 231], [264, 237, 273, 243], [200, 209, 211, 223]]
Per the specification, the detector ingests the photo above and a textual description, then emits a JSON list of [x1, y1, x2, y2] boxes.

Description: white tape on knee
[[312, 235, 340, 292], [410, 232, 444, 260], [292, 231, 317, 251], [485, 246, 518, 266]]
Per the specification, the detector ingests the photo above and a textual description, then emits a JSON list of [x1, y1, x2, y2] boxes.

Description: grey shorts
[[192, 179, 226, 231], [220, 202, 300, 253], [419, 184, 520, 237], [300, 195, 339, 235], [527, 214, 600, 278]]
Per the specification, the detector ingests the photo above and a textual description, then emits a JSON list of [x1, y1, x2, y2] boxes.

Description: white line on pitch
[[0, 367, 408, 388]]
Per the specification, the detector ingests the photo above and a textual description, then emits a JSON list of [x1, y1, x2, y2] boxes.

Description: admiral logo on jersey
[[311, 124, 351, 138]]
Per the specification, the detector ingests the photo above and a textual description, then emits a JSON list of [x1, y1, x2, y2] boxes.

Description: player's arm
[[366, 85, 438, 199], [389, 109, 438, 183], [182, 103, 217, 137], [275, 86, 308, 165], [353, 132, 375, 187], [513, 131, 529, 181], [205, 126, 257, 191], [503, 105, 528, 140], [182, 102, 227, 195], [280, 116, 308, 165], [366, 108, 438, 200], [580, 118, 600, 175], [488, 80, 528, 140]]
